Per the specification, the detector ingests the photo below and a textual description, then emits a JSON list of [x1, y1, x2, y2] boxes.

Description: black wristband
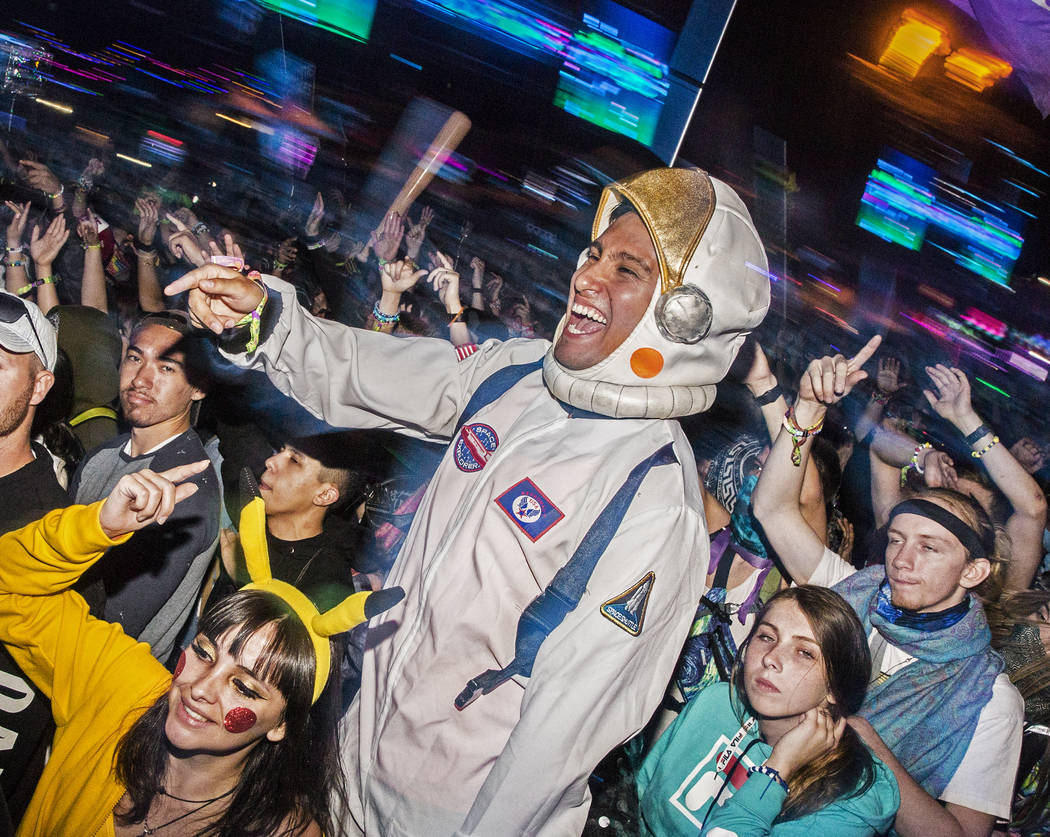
[[963, 424, 991, 447], [754, 384, 784, 407]]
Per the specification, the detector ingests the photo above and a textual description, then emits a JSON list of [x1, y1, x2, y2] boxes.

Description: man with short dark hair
[[0, 291, 68, 829], [171, 168, 771, 835], [219, 435, 376, 606], [72, 314, 219, 664]]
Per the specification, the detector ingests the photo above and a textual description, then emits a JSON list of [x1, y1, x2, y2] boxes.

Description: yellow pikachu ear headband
[[238, 496, 404, 703]]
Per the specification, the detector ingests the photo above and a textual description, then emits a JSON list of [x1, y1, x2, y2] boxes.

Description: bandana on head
[[705, 435, 764, 515], [543, 168, 770, 419]]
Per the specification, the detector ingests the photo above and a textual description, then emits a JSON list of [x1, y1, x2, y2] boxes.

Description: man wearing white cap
[[169, 168, 771, 835], [0, 290, 66, 829]]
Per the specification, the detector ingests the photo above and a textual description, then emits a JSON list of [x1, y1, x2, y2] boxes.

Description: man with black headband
[[752, 338, 1022, 837]]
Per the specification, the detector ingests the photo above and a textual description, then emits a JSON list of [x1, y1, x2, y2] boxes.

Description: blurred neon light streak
[[390, 54, 422, 70], [116, 153, 151, 167], [975, 377, 1010, 397], [215, 112, 254, 129], [34, 98, 72, 113]]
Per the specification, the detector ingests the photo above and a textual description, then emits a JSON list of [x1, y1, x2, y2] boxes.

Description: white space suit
[[224, 168, 770, 835]]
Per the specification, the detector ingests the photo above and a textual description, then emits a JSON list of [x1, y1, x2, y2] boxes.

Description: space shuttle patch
[[601, 572, 654, 636]]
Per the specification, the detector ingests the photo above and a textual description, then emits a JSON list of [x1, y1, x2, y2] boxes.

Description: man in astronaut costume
[[170, 168, 770, 836]]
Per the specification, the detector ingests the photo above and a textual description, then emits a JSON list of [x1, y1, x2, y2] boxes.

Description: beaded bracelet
[[232, 271, 267, 353], [971, 435, 1000, 459], [5, 244, 23, 254], [910, 442, 932, 474], [372, 301, 399, 324], [76, 174, 93, 192], [782, 408, 824, 467], [193, 222, 209, 236], [748, 764, 789, 792], [272, 261, 288, 272], [44, 184, 64, 200], [5, 258, 26, 268]]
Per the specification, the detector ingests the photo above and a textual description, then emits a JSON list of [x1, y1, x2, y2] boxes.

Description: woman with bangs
[[0, 461, 367, 836], [636, 586, 899, 836]]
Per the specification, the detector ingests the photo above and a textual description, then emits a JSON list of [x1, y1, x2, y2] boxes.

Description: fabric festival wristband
[[963, 424, 991, 447], [233, 272, 267, 353], [15, 275, 59, 297], [753, 383, 783, 407]]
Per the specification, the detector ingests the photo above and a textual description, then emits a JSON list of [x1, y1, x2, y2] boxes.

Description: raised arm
[[28, 215, 69, 315], [923, 365, 1047, 589], [752, 336, 881, 583], [134, 197, 164, 312], [166, 264, 544, 441], [76, 210, 107, 312], [743, 341, 827, 544]]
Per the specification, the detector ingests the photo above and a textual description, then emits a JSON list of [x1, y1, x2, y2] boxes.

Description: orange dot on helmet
[[630, 347, 664, 378]]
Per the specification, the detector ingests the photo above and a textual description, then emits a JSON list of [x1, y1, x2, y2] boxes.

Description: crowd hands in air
[[2, 135, 1050, 837]]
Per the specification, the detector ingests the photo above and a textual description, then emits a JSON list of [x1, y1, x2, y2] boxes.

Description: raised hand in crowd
[[165, 262, 263, 332], [273, 237, 298, 276], [404, 205, 434, 260], [3, 201, 31, 296], [28, 215, 69, 314], [429, 250, 474, 349], [97, 461, 208, 539], [365, 258, 428, 334], [19, 159, 63, 202], [875, 355, 903, 396], [1010, 437, 1045, 475], [73, 157, 104, 216], [135, 197, 159, 249], [5, 200, 30, 249], [751, 336, 881, 585], [209, 231, 245, 266], [165, 212, 207, 267], [370, 212, 405, 263], [77, 209, 107, 312], [304, 192, 325, 239], [469, 256, 486, 310], [924, 364, 1046, 589]]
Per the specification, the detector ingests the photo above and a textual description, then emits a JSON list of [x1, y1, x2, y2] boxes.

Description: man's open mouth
[[566, 302, 607, 335]]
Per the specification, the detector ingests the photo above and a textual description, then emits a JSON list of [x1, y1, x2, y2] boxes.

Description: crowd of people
[[0, 114, 1047, 837]]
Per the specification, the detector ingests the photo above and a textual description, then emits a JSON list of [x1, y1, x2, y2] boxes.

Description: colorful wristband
[[233, 272, 267, 353], [748, 764, 789, 792], [371, 301, 399, 324]]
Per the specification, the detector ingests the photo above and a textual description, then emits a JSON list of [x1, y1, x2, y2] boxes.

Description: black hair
[[115, 590, 347, 836]]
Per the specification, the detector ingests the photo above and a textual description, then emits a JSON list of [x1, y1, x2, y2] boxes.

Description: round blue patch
[[455, 423, 499, 472]]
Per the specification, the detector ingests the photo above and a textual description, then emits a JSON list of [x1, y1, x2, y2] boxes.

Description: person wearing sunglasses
[[0, 290, 69, 830]]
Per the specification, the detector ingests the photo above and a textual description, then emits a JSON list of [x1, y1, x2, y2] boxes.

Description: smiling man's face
[[553, 212, 659, 371]]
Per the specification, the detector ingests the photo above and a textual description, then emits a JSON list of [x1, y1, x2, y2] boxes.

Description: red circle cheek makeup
[[223, 707, 257, 733], [173, 650, 186, 679]]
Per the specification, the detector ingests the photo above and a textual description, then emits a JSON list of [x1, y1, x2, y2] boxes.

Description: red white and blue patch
[[601, 572, 654, 636], [455, 423, 499, 472], [495, 478, 564, 542]]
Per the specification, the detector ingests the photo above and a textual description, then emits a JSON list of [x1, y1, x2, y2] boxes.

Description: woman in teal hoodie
[[637, 586, 899, 836]]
